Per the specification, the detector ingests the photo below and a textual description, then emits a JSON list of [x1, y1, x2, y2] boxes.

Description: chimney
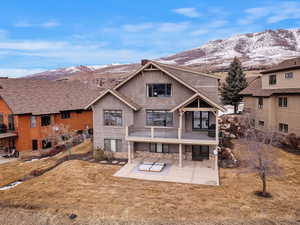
[[141, 59, 150, 65]]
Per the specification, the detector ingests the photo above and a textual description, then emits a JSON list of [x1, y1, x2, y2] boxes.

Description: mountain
[[26, 28, 300, 84]]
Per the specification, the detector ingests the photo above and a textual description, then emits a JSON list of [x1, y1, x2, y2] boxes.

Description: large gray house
[[86, 60, 225, 168]]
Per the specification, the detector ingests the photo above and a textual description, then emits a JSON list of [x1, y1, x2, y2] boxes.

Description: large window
[[104, 139, 122, 152], [258, 121, 265, 126], [146, 110, 173, 127], [32, 140, 38, 151], [147, 83, 171, 97], [149, 143, 169, 153], [279, 123, 288, 133], [30, 116, 36, 128], [41, 115, 51, 126], [192, 146, 209, 160], [42, 140, 52, 149], [192, 111, 209, 130], [8, 114, 15, 130], [258, 97, 263, 109], [61, 111, 71, 119], [285, 72, 293, 79], [269, 75, 277, 85], [278, 97, 288, 107], [103, 110, 122, 126]]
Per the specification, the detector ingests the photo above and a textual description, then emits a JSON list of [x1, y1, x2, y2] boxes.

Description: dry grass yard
[[0, 140, 299, 225]]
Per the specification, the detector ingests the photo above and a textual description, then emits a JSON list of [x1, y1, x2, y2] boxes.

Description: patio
[[114, 157, 219, 186]]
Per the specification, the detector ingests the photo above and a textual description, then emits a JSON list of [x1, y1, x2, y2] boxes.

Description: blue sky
[[0, 0, 299, 77]]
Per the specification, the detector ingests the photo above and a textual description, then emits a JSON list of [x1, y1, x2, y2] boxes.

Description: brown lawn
[[0, 140, 299, 224]]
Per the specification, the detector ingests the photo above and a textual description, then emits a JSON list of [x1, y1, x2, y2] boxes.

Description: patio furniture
[[149, 162, 166, 172], [138, 163, 153, 171], [208, 124, 216, 137]]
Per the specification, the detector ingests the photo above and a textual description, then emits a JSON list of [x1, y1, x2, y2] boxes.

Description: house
[[0, 78, 99, 152], [240, 57, 300, 136], [86, 60, 225, 168]]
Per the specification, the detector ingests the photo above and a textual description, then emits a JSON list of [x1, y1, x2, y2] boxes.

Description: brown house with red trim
[[0, 78, 99, 152]]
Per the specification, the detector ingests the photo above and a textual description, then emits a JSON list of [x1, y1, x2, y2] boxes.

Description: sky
[[0, 0, 299, 77]]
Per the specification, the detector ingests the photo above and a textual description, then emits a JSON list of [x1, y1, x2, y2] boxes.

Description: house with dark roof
[[86, 60, 225, 170], [240, 57, 300, 136], [0, 79, 99, 152]]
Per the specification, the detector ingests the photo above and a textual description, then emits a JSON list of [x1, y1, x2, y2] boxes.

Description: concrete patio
[[114, 158, 219, 186]]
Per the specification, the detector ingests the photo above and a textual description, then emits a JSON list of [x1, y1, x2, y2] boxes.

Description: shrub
[[93, 148, 105, 161]]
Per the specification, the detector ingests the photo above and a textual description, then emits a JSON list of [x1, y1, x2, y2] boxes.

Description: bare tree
[[240, 116, 282, 197]]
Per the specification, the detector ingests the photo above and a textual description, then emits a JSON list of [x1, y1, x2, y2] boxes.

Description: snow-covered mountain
[[159, 28, 300, 70], [27, 28, 300, 81]]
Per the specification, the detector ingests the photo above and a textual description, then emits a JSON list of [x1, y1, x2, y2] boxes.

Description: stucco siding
[[261, 68, 300, 89]]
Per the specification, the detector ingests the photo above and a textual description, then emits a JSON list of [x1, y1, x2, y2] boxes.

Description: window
[[258, 121, 265, 126], [278, 97, 288, 107], [192, 146, 209, 160], [103, 110, 122, 126], [8, 114, 15, 130], [32, 140, 38, 151], [147, 83, 171, 97], [269, 75, 277, 85], [104, 139, 122, 152], [258, 97, 263, 109], [192, 111, 209, 129], [0, 113, 4, 133], [30, 116, 36, 128], [285, 72, 293, 79], [279, 123, 288, 133], [61, 111, 71, 119], [41, 115, 51, 126], [149, 143, 169, 153], [146, 110, 173, 127], [42, 140, 52, 149]]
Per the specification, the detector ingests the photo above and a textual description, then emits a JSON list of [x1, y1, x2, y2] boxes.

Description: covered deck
[[114, 157, 219, 186]]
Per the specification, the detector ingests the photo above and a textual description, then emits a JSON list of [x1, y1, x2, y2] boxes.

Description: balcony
[[126, 125, 218, 145]]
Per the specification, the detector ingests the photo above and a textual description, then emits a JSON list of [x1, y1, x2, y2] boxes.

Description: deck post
[[151, 127, 154, 138], [178, 110, 183, 139], [128, 141, 132, 164], [216, 112, 219, 143], [179, 144, 183, 168]]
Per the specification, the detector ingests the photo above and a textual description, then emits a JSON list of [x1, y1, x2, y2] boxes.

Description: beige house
[[86, 60, 225, 168], [240, 57, 300, 136]]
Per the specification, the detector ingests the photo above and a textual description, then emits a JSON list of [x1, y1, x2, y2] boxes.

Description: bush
[[93, 148, 105, 161], [280, 133, 300, 150]]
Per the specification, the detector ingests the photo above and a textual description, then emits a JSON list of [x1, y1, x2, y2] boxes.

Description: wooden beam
[[179, 144, 183, 168], [181, 107, 217, 112], [128, 141, 131, 164]]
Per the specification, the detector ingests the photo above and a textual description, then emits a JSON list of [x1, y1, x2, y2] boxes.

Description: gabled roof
[[112, 61, 223, 110], [170, 93, 225, 112], [0, 79, 100, 115], [85, 89, 141, 111]]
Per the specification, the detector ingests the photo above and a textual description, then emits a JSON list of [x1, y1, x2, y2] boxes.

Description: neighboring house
[[0, 78, 99, 152], [86, 60, 225, 167], [240, 57, 300, 136]]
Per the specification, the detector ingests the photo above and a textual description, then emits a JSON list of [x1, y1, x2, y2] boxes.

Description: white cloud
[[157, 22, 189, 32], [0, 29, 8, 39], [0, 41, 68, 50], [122, 23, 154, 32], [0, 68, 46, 78], [14, 20, 60, 28], [239, 1, 300, 25], [172, 8, 200, 18]]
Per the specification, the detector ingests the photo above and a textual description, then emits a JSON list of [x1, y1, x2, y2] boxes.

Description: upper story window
[[278, 97, 288, 108], [61, 111, 71, 119], [41, 115, 51, 126], [30, 116, 36, 128], [146, 110, 173, 127], [285, 72, 293, 79], [8, 114, 15, 130], [147, 83, 171, 97], [269, 75, 277, 85], [103, 110, 122, 126], [258, 97, 263, 109], [279, 123, 288, 133]]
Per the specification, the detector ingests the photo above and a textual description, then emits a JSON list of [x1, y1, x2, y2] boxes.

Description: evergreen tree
[[221, 57, 247, 113]]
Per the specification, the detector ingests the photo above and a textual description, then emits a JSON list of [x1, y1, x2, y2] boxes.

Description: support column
[[128, 141, 131, 164], [216, 112, 219, 143], [179, 144, 183, 168], [131, 142, 134, 160], [178, 110, 183, 139]]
